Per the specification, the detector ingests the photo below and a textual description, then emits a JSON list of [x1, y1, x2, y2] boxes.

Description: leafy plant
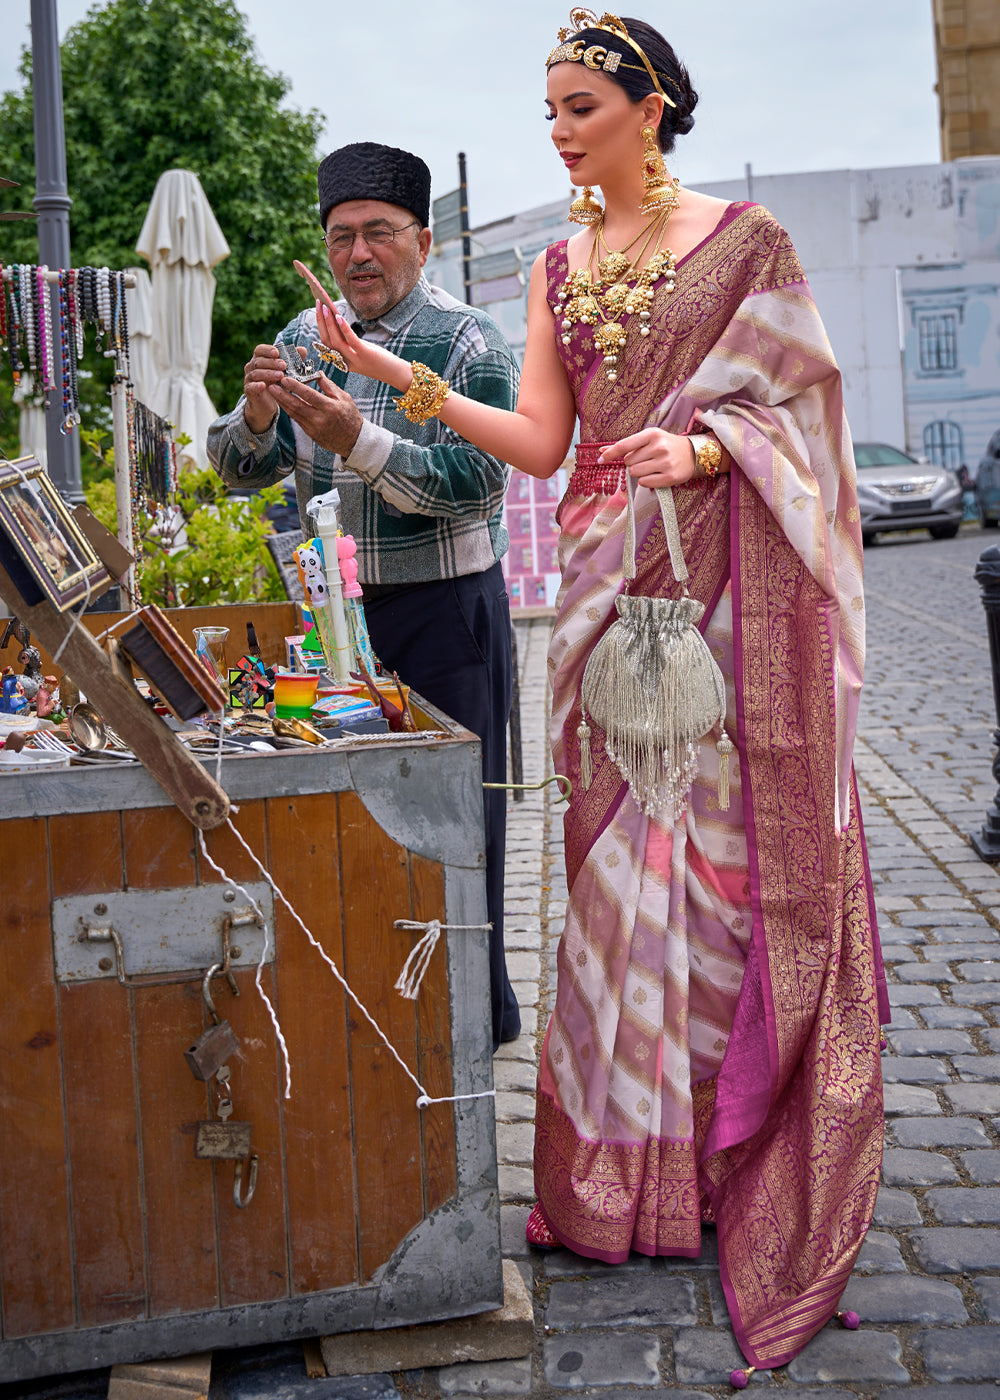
[[83, 429, 286, 608]]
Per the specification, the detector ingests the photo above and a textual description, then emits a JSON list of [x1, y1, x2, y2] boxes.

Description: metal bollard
[[971, 544, 1000, 860]]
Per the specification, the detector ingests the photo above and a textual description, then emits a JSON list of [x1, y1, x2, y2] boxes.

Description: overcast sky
[[3, 0, 941, 228]]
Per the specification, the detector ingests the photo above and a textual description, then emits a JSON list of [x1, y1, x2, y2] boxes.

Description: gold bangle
[[691, 434, 723, 482], [394, 362, 451, 425]]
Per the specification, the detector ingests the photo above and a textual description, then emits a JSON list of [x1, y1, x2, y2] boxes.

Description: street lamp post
[[971, 543, 1000, 860], [31, 0, 82, 502]]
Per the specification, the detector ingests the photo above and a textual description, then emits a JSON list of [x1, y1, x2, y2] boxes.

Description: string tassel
[[577, 716, 593, 789], [394, 919, 442, 1000], [717, 729, 734, 809], [730, 1367, 756, 1389]]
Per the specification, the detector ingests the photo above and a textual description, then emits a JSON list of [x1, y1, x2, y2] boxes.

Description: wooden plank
[[123, 805, 197, 891], [51, 811, 146, 1325], [198, 802, 289, 1303], [197, 802, 266, 888], [133, 978, 219, 1316], [409, 853, 457, 1216], [60, 979, 146, 1323], [0, 817, 75, 1337], [267, 792, 357, 1294], [125, 808, 218, 1316], [338, 792, 424, 1280], [213, 961, 289, 1306]]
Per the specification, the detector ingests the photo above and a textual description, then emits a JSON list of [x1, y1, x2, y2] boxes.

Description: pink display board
[[502, 467, 568, 610]]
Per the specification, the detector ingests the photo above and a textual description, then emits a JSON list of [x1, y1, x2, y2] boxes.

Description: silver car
[[854, 442, 963, 546]]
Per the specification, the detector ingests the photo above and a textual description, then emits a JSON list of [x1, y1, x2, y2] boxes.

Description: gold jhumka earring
[[639, 126, 680, 217], [567, 185, 603, 226]]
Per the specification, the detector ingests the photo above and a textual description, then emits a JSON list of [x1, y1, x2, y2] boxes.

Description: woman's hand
[[313, 301, 410, 390], [600, 428, 697, 489]]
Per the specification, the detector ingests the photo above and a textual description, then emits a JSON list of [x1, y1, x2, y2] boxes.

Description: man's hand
[[243, 344, 285, 434], [270, 372, 364, 460]]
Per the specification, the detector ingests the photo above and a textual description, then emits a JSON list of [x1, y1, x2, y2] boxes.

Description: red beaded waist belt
[[568, 442, 627, 497]]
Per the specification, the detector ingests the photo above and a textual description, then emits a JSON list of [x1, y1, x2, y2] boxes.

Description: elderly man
[[207, 142, 521, 1051]]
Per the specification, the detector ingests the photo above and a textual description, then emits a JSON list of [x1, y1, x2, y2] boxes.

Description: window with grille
[[923, 420, 963, 471], [917, 312, 958, 372]]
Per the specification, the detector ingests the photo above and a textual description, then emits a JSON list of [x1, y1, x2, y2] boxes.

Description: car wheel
[[862, 531, 877, 547], [977, 499, 999, 529], [929, 523, 960, 540]]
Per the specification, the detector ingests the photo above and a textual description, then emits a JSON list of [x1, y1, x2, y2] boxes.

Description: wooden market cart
[[0, 603, 501, 1384]]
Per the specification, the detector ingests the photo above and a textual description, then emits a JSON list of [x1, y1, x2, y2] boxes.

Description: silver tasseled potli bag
[[578, 477, 735, 820]]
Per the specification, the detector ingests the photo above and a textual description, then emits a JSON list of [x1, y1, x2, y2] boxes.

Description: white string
[[94, 609, 141, 644], [394, 920, 440, 1000], [196, 828, 293, 1100], [220, 818, 495, 1111], [51, 571, 91, 667], [393, 918, 492, 1001]]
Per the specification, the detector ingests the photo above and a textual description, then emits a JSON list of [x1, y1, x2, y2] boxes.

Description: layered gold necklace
[[556, 187, 680, 383]]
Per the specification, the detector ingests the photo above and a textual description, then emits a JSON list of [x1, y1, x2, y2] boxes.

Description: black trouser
[[363, 563, 520, 1050]]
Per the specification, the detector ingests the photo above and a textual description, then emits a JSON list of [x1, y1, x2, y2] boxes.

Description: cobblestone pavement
[[9, 529, 1000, 1400], [420, 527, 1000, 1398]]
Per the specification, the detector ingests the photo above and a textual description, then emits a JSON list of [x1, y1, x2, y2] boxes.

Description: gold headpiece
[[546, 8, 678, 109]]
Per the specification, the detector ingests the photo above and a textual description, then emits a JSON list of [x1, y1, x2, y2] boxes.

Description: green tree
[[0, 0, 331, 460]]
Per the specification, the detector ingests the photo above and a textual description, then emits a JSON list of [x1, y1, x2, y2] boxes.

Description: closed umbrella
[[135, 169, 229, 470]]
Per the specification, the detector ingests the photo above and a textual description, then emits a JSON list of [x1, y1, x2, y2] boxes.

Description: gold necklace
[[557, 207, 678, 382]]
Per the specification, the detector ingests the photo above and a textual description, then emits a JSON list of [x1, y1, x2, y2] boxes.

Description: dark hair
[[570, 17, 697, 152]]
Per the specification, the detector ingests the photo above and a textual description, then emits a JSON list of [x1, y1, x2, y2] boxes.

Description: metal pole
[[31, 0, 82, 503], [970, 543, 1000, 860], [508, 625, 523, 800], [458, 151, 472, 306]]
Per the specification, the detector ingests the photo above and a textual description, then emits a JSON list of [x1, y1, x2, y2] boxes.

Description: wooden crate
[[0, 707, 500, 1383]]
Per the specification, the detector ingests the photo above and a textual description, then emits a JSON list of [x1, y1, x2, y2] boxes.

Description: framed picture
[[0, 457, 110, 611]]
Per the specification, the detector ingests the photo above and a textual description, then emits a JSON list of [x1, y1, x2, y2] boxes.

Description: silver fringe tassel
[[580, 592, 729, 820]]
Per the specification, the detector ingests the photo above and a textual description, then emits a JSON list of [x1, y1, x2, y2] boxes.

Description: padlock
[[184, 1019, 239, 1081], [194, 1120, 253, 1160]]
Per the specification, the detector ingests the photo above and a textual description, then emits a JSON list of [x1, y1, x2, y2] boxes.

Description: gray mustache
[[348, 262, 380, 277]]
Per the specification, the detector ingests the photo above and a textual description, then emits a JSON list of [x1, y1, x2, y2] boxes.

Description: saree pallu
[[536, 205, 889, 1369]]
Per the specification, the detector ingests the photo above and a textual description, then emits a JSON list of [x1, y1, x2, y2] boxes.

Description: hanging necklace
[[556, 203, 679, 383]]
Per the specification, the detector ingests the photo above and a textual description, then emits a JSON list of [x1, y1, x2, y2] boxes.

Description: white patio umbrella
[[135, 169, 230, 471]]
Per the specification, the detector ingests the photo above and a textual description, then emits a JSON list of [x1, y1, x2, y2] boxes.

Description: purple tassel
[[838, 1309, 860, 1330], [730, 1368, 755, 1389], [879, 1036, 888, 1051]]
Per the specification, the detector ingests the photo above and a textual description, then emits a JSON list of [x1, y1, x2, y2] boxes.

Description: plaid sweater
[[206, 275, 518, 585]]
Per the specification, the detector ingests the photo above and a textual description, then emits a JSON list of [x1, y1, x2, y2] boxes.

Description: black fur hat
[[318, 142, 431, 229]]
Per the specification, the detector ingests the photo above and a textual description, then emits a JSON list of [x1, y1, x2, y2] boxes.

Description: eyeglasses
[[322, 221, 420, 253]]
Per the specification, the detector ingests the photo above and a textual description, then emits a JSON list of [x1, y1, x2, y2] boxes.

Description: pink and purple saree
[[535, 203, 889, 1369]]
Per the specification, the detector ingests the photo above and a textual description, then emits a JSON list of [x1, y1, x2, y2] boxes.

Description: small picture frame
[[0, 457, 110, 611]]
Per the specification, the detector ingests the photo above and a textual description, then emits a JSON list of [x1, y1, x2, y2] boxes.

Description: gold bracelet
[[394, 362, 451, 425], [690, 433, 723, 482]]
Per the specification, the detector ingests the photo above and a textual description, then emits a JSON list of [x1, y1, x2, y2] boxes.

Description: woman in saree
[[301, 9, 889, 1374]]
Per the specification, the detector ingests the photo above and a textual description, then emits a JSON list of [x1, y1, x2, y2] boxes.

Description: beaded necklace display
[[3, 265, 21, 385], [556, 198, 680, 383]]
